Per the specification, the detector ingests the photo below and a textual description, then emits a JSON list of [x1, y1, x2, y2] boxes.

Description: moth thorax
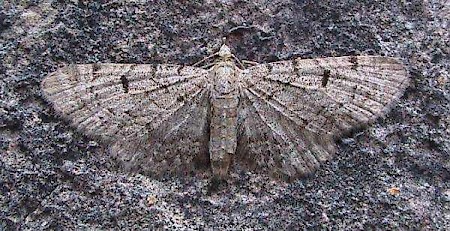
[[213, 63, 238, 95]]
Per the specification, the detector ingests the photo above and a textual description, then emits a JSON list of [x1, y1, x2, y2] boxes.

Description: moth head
[[218, 44, 232, 58]]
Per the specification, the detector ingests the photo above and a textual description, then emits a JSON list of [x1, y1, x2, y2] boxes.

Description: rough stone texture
[[1, 0, 448, 229]]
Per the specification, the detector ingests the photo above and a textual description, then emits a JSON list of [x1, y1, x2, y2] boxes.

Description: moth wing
[[42, 63, 211, 176], [237, 56, 408, 180]]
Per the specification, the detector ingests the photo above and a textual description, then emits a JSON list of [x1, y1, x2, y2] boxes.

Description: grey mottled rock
[[1, 0, 448, 229]]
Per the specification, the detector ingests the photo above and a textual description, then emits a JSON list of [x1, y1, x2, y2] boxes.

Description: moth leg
[[230, 54, 247, 69], [199, 62, 216, 69], [242, 60, 260, 66], [193, 52, 219, 67]]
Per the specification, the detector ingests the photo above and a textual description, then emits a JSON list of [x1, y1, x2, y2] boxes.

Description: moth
[[41, 44, 408, 181]]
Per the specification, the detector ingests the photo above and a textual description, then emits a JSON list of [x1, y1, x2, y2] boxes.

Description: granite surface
[[0, 0, 449, 229]]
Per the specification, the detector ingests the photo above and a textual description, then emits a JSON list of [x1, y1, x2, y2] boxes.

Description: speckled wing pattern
[[42, 54, 408, 181], [236, 56, 408, 180], [41, 64, 211, 176]]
